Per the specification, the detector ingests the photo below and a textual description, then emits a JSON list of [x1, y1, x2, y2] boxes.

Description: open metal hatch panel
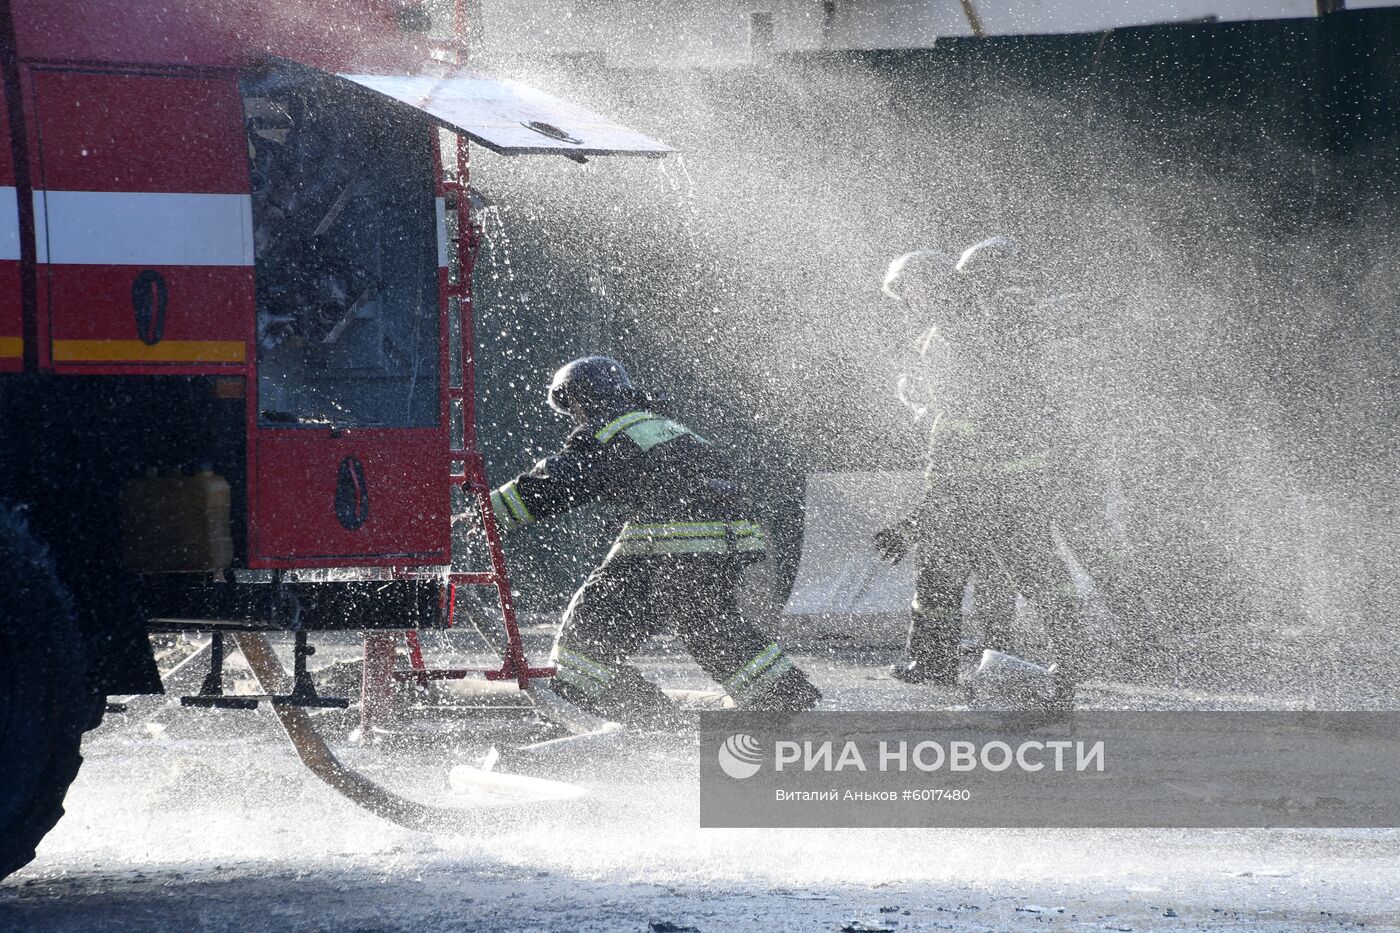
[[333, 70, 672, 157]]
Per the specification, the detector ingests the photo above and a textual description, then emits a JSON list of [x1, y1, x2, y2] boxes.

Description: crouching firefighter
[[488, 355, 822, 726]]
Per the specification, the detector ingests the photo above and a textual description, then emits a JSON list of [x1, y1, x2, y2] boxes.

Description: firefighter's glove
[[873, 520, 913, 565]]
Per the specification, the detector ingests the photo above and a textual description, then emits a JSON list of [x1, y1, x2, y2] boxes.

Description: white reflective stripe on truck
[[0, 188, 255, 266]]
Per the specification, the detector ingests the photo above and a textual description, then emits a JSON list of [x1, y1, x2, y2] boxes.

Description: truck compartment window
[[243, 66, 440, 430]]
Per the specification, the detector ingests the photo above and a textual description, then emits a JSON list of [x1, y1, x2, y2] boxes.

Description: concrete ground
[[2, 630, 1397, 933]]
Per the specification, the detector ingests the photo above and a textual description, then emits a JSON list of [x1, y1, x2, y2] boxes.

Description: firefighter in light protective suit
[[490, 355, 822, 725], [874, 237, 1083, 706]]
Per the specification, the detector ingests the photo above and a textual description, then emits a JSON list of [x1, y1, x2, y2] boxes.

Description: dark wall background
[[461, 9, 1400, 692]]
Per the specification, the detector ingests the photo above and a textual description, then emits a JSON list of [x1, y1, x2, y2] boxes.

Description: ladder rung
[[391, 666, 555, 683], [451, 572, 502, 586]]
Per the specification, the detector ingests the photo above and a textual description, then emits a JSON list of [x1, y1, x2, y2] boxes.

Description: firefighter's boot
[[551, 650, 682, 729], [740, 666, 822, 713], [890, 603, 960, 686], [723, 645, 822, 713]]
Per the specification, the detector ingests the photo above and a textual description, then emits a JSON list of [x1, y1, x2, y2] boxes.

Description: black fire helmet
[[546, 355, 639, 418]]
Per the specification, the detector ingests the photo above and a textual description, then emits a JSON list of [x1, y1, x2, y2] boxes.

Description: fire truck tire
[[0, 503, 99, 882]]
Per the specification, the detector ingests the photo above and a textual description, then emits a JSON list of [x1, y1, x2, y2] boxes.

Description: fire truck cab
[[0, 0, 667, 879]]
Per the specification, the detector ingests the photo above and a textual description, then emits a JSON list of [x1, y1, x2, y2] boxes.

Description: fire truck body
[[2, 2, 450, 703], [0, 0, 667, 878], [1, 0, 666, 674]]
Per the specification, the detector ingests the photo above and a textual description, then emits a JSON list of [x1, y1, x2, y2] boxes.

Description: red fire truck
[[0, 0, 668, 878]]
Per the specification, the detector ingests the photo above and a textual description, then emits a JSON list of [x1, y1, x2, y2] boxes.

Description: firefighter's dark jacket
[[489, 409, 764, 557]]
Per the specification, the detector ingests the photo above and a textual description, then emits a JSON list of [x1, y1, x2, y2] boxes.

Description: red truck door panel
[[252, 429, 446, 563], [30, 68, 253, 370], [243, 64, 448, 566]]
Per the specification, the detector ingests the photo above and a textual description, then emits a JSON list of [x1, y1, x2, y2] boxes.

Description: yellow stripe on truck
[[0, 337, 21, 359], [52, 340, 246, 363]]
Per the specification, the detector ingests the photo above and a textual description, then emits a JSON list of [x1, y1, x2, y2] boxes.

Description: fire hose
[[233, 632, 473, 830], [233, 632, 599, 827]]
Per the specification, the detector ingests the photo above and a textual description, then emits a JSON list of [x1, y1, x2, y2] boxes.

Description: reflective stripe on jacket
[[606, 519, 766, 558], [490, 409, 762, 556]]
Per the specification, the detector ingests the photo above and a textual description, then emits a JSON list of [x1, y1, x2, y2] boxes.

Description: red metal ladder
[[358, 128, 554, 738]]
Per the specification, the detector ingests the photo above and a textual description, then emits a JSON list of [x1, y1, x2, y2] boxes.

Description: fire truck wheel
[[0, 503, 99, 882]]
